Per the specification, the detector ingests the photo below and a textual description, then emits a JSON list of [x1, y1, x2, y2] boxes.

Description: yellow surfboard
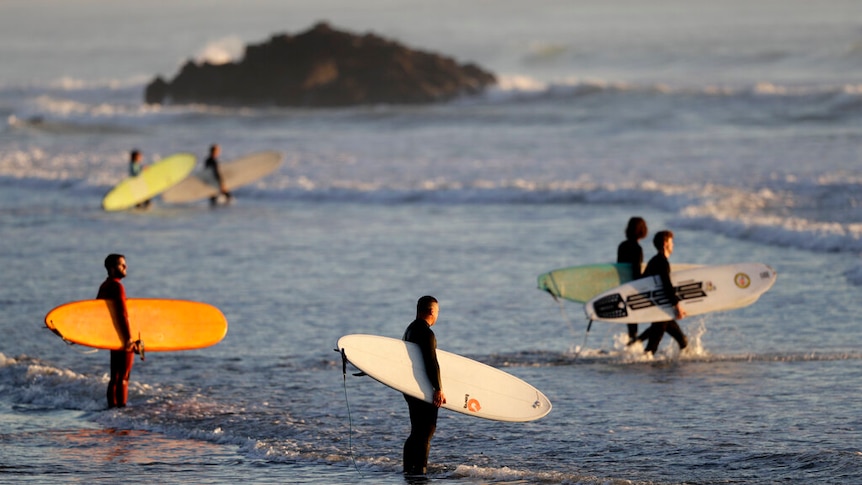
[[101, 153, 197, 211], [45, 299, 228, 352]]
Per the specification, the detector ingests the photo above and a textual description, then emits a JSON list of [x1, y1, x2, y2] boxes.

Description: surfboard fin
[[337, 348, 366, 377]]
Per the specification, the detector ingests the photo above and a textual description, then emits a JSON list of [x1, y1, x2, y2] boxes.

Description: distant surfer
[[97, 253, 138, 408], [205, 143, 232, 206], [635, 230, 689, 354], [402, 295, 446, 476], [618, 216, 647, 344], [129, 149, 151, 209]]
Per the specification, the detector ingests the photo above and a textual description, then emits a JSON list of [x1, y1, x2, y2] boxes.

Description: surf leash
[[338, 348, 364, 477], [44, 327, 98, 354], [544, 272, 597, 356], [576, 320, 593, 357], [543, 273, 593, 357]]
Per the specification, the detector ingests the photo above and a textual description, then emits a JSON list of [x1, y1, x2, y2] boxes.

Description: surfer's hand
[[433, 390, 446, 407], [675, 303, 687, 320]]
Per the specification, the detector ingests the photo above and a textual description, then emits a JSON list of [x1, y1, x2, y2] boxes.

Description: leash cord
[[340, 349, 364, 477]]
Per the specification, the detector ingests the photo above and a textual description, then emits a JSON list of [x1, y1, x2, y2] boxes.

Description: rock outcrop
[[144, 23, 496, 107]]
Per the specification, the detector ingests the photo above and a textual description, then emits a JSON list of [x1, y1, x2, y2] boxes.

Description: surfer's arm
[[659, 261, 686, 319], [115, 287, 134, 350], [425, 334, 445, 406], [99, 280, 134, 350]]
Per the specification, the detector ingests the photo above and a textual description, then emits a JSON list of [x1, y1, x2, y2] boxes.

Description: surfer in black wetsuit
[[618, 216, 648, 343], [637, 230, 688, 354], [402, 295, 446, 476], [204, 143, 231, 206]]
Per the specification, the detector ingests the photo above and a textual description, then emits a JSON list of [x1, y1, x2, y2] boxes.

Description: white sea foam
[[1, 143, 859, 256], [0, 355, 105, 411], [194, 36, 246, 66]]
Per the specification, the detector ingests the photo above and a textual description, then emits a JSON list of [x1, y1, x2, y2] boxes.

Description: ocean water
[[2, 1, 861, 483]]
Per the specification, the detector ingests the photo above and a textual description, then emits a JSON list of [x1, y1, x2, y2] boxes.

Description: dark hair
[[416, 295, 438, 316], [104, 253, 125, 271], [625, 217, 648, 241], [209, 144, 219, 155], [652, 230, 674, 251], [130, 149, 140, 160]]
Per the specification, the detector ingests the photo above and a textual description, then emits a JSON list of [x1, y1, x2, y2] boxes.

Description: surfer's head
[[209, 144, 220, 158], [130, 149, 141, 162], [416, 295, 439, 325], [104, 253, 127, 279], [625, 217, 647, 241], [653, 230, 674, 255]]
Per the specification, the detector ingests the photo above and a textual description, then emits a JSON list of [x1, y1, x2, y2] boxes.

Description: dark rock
[[144, 22, 497, 107]]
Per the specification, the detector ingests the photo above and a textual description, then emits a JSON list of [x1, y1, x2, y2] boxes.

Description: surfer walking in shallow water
[[634, 230, 689, 354], [205, 143, 232, 206], [618, 216, 648, 344], [128, 149, 151, 209], [402, 295, 446, 476]]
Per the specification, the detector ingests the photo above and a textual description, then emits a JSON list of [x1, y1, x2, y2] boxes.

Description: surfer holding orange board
[[45, 255, 228, 409], [96, 253, 138, 409]]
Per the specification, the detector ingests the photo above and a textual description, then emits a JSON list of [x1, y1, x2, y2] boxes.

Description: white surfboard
[[584, 262, 777, 323], [161, 151, 282, 204], [337, 334, 552, 422]]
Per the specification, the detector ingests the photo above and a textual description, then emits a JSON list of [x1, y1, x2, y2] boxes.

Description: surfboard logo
[[464, 394, 481, 413], [594, 281, 709, 318], [734, 272, 751, 289]]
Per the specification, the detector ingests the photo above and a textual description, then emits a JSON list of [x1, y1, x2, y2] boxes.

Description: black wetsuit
[[204, 155, 230, 204], [204, 155, 224, 186], [640, 253, 688, 354], [402, 318, 441, 475], [617, 238, 643, 340]]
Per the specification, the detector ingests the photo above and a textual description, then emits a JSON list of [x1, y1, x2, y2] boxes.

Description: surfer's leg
[[644, 322, 667, 354], [627, 324, 638, 343], [108, 350, 134, 408], [634, 324, 654, 343], [120, 351, 134, 406], [106, 374, 117, 409], [404, 395, 438, 475], [666, 321, 688, 350], [107, 350, 123, 408]]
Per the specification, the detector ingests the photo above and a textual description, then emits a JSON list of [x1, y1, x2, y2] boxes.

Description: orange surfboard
[[45, 299, 227, 352]]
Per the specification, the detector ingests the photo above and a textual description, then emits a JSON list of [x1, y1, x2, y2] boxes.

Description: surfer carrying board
[[402, 295, 446, 476], [205, 144, 232, 206], [128, 149, 151, 209], [635, 231, 689, 354], [618, 216, 648, 343], [97, 253, 139, 408]]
